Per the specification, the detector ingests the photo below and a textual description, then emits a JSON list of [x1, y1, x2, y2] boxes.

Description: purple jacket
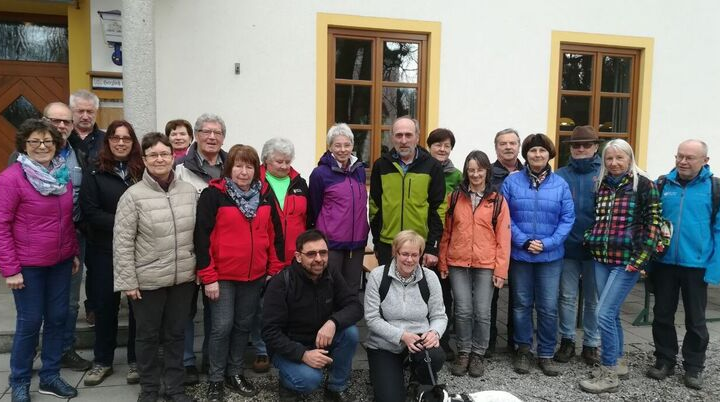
[[0, 163, 78, 277], [308, 152, 369, 250]]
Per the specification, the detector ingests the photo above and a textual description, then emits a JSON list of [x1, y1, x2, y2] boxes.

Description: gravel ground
[[186, 342, 719, 401]]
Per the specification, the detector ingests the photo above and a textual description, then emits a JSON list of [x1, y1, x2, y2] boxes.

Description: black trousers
[[367, 347, 445, 402], [131, 282, 194, 396], [651, 262, 709, 373], [86, 248, 136, 366], [489, 278, 514, 350]]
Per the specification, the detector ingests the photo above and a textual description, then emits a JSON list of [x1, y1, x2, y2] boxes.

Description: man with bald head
[[646, 140, 719, 390]]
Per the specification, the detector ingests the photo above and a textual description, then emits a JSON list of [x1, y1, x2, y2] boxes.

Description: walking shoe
[[581, 346, 600, 366], [84, 364, 113, 386], [61, 349, 92, 371], [468, 353, 485, 377], [225, 374, 257, 396], [580, 365, 619, 394], [127, 362, 140, 384], [324, 388, 359, 402], [39, 376, 78, 398], [450, 352, 469, 376], [252, 355, 270, 373], [279, 379, 301, 402], [184, 365, 200, 385], [553, 338, 575, 363], [616, 357, 629, 379], [137, 390, 159, 402], [646, 360, 675, 380], [512, 347, 532, 374], [166, 392, 196, 402], [538, 358, 561, 377], [10, 384, 30, 402], [206, 381, 224, 402], [684, 371, 703, 390]]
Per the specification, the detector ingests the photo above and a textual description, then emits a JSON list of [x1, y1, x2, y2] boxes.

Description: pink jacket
[[0, 163, 78, 277]]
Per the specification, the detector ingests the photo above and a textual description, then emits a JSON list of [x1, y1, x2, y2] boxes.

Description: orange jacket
[[438, 189, 511, 279]]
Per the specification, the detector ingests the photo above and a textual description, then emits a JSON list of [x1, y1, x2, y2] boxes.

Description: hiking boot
[[252, 355, 270, 373], [39, 376, 78, 398], [468, 353, 485, 377], [450, 352, 469, 376], [279, 379, 301, 402], [538, 358, 561, 377], [553, 338, 575, 363], [324, 388, 359, 402], [84, 364, 113, 386], [61, 349, 92, 371], [127, 362, 140, 384], [10, 384, 30, 402], [684, 371, 703, 390], [580, 365, 619, 394], [581, 346, 600, 366], [225, 374, 257, 397], [137, 390, 159, 402], [184, 365, 199, 385], [616, 357, 629, 379], [513, 347, 532, 374], [206, 381, 224, 402], [646, 360, 675, 380]]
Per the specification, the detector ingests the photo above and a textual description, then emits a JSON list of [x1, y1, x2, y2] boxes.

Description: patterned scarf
[[17, 153, 69, 196], [225, 178, 261, 219], [527, 164, 551, 189]]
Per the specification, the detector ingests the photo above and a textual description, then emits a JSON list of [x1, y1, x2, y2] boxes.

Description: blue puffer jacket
[[501, 167, 575, 263], [656, 166, 720, 284], [555, 155, 601, 260]]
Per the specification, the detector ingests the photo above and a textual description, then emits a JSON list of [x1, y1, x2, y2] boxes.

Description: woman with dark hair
[[113, 133, 197, 402], [195, 144, 284, 401], [500, 133, 575, 377], [438, 150, 511, 377], [1, 119, 80, 401], [80, 120, 144, 386], [165, 119, 194, 158]]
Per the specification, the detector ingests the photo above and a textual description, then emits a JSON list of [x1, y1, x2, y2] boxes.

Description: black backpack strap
[[417, 268, 431, 320], [712, 176, 720, 227], [657, 175, 667, 196], [447, 189, 461, 218], [378, 263, 392, 320], [491, 194, 504, 229]]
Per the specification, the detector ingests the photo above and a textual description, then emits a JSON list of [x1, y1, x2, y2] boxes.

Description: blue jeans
[[449, 267, 494, 355], [558, 258, 600, 347], [594, 262, 640, 366], [251, 295, 267, 356], [10, 260, 72, 386], [272, 326, 359, 394], [62, 231, 85, 352], [510, 259, 562, 358]]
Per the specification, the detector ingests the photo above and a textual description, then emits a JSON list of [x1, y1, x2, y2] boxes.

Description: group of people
[[1, 90, 717, 402]]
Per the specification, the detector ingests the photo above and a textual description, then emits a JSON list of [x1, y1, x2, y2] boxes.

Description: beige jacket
[[113, 170, 197, 291]]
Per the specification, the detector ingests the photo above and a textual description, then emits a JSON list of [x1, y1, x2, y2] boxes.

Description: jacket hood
[[317, 150, 363, 172], [567, 154, 601, 174]]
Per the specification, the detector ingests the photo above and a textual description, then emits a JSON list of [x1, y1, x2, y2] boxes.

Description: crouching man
[[263, 229, 362, 402]]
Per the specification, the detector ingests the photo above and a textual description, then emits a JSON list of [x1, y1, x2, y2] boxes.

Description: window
[[555, 44, 640, 165], [328, 28, 428, 167]]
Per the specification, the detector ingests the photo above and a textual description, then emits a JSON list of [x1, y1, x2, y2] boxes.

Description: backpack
[[446, 189, 504, 229], [378, 263, 430, 320], [656, 174, 720, 226]]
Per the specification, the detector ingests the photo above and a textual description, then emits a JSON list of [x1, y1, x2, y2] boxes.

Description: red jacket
[[194, 179, 283, 284], [260, 165, 313, 266]]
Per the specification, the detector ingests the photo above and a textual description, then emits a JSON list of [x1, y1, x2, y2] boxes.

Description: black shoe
[[184, 365, 200, 385], [206, 381, 224, 402], [10, 384, 30, 402], [166, 392, 196, 402], [646, 360, 675, 380], [553, 338, 575, 363], [581, 346, 600, 366], [279, 380, 301, 402], [61, 349, 92, 371], [324, 388, 359, 402], [137, 390, 159, 402], [39, 377, 78, 398], [225, 374, 257, 397], [684, 371, 703, 390]]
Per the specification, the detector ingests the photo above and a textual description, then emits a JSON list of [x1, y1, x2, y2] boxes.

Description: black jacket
[[80, 165, 138, 251], [262, 261, 363, 362], [490, 159, 524, 189], [68, 125, 105, 170], [174, 142, 228, 182]]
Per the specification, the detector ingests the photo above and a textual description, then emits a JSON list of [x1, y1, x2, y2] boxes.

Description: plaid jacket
[[584, 173, 662, 269]]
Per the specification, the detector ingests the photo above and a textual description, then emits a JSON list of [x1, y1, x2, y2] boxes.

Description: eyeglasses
[[109, 135, 133, 144], [298, 249, 329, 258], [197, 129, 224, 137], [398, 252, 420, 259], [570, 143, 596, 150], [26, 139, 55, 148], [43, 117, 73, 126], [144, 152, 172, 160], [675, 154, 701, 162]]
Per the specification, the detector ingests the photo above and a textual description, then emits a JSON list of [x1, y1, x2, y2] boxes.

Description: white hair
[[261, 137, 295, 163], [326, 123, 354, 148], [69, 89, 99, 110], [596, 139, 649, 192], [194, 113, 226, 134]]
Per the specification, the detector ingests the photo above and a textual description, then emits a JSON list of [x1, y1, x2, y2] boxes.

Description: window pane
[[2, 95, 42, 129], [383, 41, 419, 83], [557, 136, 571, 168], [599, 97, 629, 133], [601, 56, 632, 93], [561, 53, 593, 91], [381, 87, 417, 125], [334, 85, 371, 124], [381, 129, 393, 156], [335, 38, 372, 80], [0, 22, 68, 63], [351, 129, 371, 166], [559, 95, 590, 131]]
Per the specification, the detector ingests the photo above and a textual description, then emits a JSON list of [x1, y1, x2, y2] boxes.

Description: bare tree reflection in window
[[383, 42, 418, 83]]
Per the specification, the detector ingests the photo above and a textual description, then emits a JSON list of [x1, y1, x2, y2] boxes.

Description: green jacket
[[369, 147, 445, 255], [437, 160, 462, 225]]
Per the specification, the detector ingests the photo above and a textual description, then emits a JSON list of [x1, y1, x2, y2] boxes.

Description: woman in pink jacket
[[0, 119, 80, 402]]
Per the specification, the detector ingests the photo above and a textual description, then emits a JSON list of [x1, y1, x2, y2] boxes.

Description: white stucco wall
[[151, 0, 720, 179]]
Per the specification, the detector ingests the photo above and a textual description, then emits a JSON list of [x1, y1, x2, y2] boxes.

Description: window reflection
[[382, 87, 417, 125], [335, 38, 372, 81], [601, 56, 632, 93], [0, 22, 68, 63], [562, 53, 593, 91], [335, 85, 371, 124], [559, 95, 590, 131], [599, 97, 629, 132], [2, 96, 42, 129], [352, 130, 371, 166], [383, 42, 419, 83]]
